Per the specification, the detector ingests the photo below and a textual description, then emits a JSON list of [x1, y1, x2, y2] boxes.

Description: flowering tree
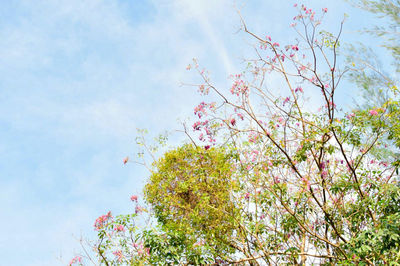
[[71, 3, 399, 265]]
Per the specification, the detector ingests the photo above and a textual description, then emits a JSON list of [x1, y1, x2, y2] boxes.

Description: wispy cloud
[[0, 0, 240, 264]]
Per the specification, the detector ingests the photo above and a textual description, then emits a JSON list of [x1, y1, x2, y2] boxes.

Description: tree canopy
[[71, 1, 399, 265]]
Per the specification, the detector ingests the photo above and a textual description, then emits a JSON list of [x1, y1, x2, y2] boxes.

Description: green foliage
[[342, 186, 400, 264], [141, 228, 213, 265], [144, 144, 240, 257]]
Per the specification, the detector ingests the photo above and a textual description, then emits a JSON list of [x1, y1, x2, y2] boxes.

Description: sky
[[0, 0, 385, 265]]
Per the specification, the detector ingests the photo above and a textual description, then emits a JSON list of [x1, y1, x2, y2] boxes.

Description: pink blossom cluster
[[298, 65, 307, 73], [194, 102, 216, 118], [259, 35, 272, 49], [250, 150, 259, 162], [135, 205, 143, 214], [69, 256, 82, 265], [283, 44, 300, 58], [283, 97, 290, 106], [199, 127, 216, 143], [112, 250, 124, 262], [293, 4, 326, 22], [295, 86, 303, 93], [369, 109, 378, 116], [271, 53, 286, 62], [248, 131, 260, 143], [133, 243, 150, 257], [320, 161, 329, 178], [380, 161, 389, 167], [324, 100, 336, 109], [232, 108, 245, 121], [277, 117, 285, 125], [114, 224, 125, 232], [192, 118, 215, 144], [308, 76, 318, 85], [346, 113, 355, 119], [194, 102, 207, 118], [198, 84, 209, 95], [94, 211, 112, 231], [130, 195, 138, 202], [138, 247, 150, 256], [192, 120, 208, 131], [230, 74, 249, 96]]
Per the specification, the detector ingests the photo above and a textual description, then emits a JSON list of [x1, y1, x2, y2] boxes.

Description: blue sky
[[0, 0, 384, 265]]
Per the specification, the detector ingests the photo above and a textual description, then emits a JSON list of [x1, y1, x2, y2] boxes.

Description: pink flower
[[113, 250, 123, 262], [380, 161, 388, 167], [346, 113, 355, 119], [192, 121, 201, 130], [130, 195, 138, 202], [135, 206, 143, 214], [322, 8, 328, 13], [321, 170, 328, 178], [272, 42, 280, 47], [295, 87, 303, 93], [114, 224, 125, 232], [369, 109, 378, 116], [69, 256, 82, 265], [194, 102, 207, 118], [230, 118, 236, 126], [283, 97, 290, 105], [204, 145, 210, 150], [123, 156, 129, 165], [291, 45, 299, 51], [137, 247, 150, 257], [94, 211, 112, 230]]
